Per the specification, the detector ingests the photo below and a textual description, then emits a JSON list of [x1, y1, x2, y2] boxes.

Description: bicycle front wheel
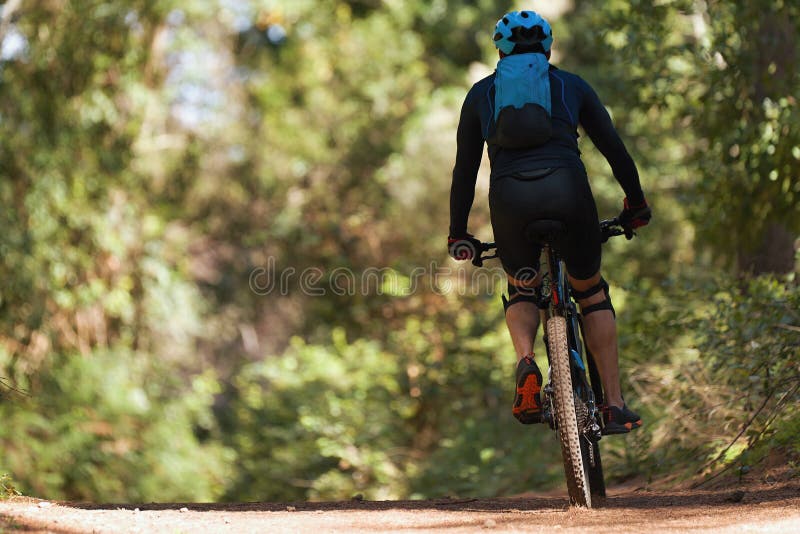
[[547, 315, 592, 508]]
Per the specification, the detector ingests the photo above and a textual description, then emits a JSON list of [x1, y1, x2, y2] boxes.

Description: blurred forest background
[[0, 0, 798, 502]]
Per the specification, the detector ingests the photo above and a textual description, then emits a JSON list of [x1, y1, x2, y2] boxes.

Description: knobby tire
[[547, 316, 592, 508]]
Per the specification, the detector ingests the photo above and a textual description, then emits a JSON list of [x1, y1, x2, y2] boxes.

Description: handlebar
[[470, 218, 635, 267], [600, 217, 636, 242]]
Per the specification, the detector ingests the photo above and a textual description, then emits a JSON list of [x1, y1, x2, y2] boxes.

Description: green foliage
[[567, 0, 800, 273], [221, 312, 563, 501], [609, 274, 800, 482], [221, 332, 411, 501], [0, 350, 230, 502], [692, 2, 800, 269]]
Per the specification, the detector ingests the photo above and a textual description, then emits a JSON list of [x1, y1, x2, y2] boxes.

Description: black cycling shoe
[[601, 404, 643, 435], [513, 355, 543, 424]]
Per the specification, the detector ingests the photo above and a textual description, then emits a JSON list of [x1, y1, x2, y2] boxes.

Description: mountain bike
[[472, 217, 628, 508]]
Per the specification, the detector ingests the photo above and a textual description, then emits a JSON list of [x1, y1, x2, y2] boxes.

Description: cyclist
[[447, 10, 651, 435]]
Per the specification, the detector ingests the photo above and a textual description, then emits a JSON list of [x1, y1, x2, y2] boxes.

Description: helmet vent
[[493, 32, 503, 42], [521, 11, 529, 18], [502, 17, 509, 25], [510, 24, 545, 44]]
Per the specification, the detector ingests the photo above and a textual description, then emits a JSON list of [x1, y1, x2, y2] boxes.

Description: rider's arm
[[449, 89, 484, 236], [578, 82, 645, 205]]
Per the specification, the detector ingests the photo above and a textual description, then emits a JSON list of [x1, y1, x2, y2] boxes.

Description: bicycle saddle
[[524, 219, 566, 244]]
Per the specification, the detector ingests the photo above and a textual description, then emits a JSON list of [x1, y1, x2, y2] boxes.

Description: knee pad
[[571, 278, 615, 318], [503, 281, 544, 313]]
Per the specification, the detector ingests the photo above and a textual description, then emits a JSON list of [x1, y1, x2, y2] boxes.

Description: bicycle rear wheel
[[546, 316, 592, 507]]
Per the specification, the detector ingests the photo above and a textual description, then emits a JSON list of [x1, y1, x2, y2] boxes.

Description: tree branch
[[691, 389, 773, 488]]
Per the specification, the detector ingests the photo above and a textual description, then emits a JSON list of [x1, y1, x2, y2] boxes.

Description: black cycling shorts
[[489, 166, 601, 281]]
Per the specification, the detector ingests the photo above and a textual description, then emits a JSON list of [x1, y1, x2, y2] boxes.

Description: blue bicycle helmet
[[492, 10, 553, 55]]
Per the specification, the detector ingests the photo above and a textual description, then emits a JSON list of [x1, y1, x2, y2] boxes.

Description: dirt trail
[[1, 482, 798, 533]]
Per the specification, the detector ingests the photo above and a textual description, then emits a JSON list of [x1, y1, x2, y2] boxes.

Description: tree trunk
[[737, 10, 798, 275], [738, 223, 798, 275]]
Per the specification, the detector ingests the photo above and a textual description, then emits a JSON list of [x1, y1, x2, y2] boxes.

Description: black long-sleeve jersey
[[449, 65, 645, 236]]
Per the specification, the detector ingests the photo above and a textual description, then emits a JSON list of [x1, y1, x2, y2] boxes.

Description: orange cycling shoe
[[513, 355, 543, 424]]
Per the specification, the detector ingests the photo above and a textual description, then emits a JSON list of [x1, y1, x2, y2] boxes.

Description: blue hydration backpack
[[493, 52, 552, 149]]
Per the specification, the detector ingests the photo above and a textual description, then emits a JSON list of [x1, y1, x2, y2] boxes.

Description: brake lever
[[472, 251, 498, 267], [600, 223, 627, 243], [471, 242, 498, 267]]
